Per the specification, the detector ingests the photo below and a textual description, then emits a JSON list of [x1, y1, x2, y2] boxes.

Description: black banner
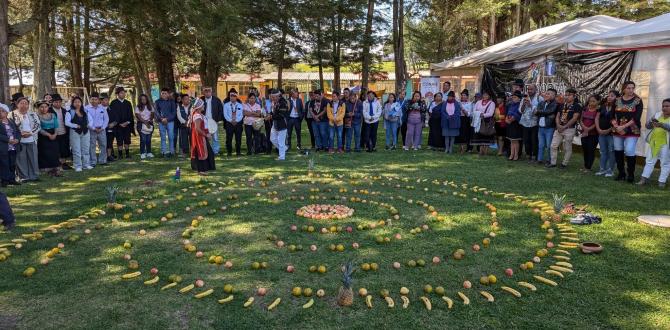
[[481, 51, 635, 101]]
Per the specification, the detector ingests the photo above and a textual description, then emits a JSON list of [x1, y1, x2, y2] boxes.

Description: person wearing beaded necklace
[[612, 81, 643, 182], [637, 99, 670, 188]]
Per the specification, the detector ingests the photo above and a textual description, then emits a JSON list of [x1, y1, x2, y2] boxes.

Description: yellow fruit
[[303, 288, 313, 297], [267, 297, 281, 310], [223, 284, 234, 293], [23, 267, 36, 277], [480, 291, 494, 302], [336, 244, 344, 252], [214, 256, 224, 265], [457, 291, 470, 305], [487, 275, 497, 284], [365, 295, 373, 308], [291, 287, 302, 297], [370, 263, 379, 271], [517, 282, 537, 291], [121, 271, 141, 279], [546, 270, 565, 278], [500, 286, 521, 297], [533, 275, 558, 286], [435, 286, 445, 296], [361, 263, 371, 271], [424, 284, 433, 294], [243, 297, 255, 308], [218, 295, 234, 304], [179, 284, 195, 293], [420, 296, 432, 310], [525, 261, 534, 270], [555, 261, 573, 268], [317, 265, 327, 274], [358, 288, 368, 297], [161, 282, 177, 290], [144, 276, 160, 285], [442, 296, 454, 309], [550, 265, 574, 274], [302, 298, 314, 309], [400, 287, 409, 295], [384, 296, 395, 308], [400, 295, 410, 308], [195, 288, 214, 299], [479, 276, 489, 285]]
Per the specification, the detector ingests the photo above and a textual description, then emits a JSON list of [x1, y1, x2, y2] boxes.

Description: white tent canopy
[[568, 13, 670, 52], [431, 15, 633, 73]]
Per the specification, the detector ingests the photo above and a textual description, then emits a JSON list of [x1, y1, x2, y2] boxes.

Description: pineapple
[[337, 261, 355, 306], [105, 186, 124, 210], [307, 154, 316, 177], [551, 194, 566, 222]]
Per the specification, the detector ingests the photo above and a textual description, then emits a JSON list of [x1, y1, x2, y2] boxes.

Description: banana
[[302, 298, 314, 309], [553, 255, 571, 261], [479, 291, 494, 302], [0, 243, 15, 248], [195, 288, 214, 299], [550, 265, 574, 273], [11, 239, 27, 243], [243, 297, 255, 308], [442, 296, 453, 309], [457, 291, 470, 305], [546, 270, 565, 278], [144, 276, 160, 285], [517, 281, 537, 291], [365, 295, 373, 308], [218, 295, 234, 304], [179, 284, 195, 293], [121, 271, 141, 279], [555, 249, 571, 255], [400, 295, 410, 308], [533, 275, 558, 286], [384, 296, 395, 308], [420, 296, 432, 310], [559, 242, 579, 246], [561, 236, 580, 241], [555, 261, 573, 268], [558, 244, 578, 249], [161, 282, 177, 291], [267, 297, 281, 310], [500, 286, 521, 298]]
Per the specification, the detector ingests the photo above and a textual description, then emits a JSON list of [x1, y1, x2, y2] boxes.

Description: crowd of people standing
[[0, 79, 668, 189]]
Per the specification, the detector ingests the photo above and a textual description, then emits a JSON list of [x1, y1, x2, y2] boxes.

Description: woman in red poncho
[[188, 98, 216, 175]]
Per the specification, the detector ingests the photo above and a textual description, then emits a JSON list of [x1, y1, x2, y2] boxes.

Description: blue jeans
[[311, 121, 322, 149], [140, 132, 153, 154], [159, 121, 175, 154], [345, 122, 362, 151], [329, 124, 344, 149], [613, 136, 638, 157], [537, 127, 554, 162], [317, 121, 329, 149], [385, 120, 399, 147], [598, 135, 615, 173]]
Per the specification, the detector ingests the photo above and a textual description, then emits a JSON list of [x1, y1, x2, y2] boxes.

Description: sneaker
[[75, 168, 82, 172], [84, 165, 94, 170], [559, 164, 568, 169], [140, 153, 146, 159], [545, 163, 556, 168], [595, 170, 606, 176], [604, 172, 614, 178], [147, 153, 154, 158], [403, 147, 409, 151]]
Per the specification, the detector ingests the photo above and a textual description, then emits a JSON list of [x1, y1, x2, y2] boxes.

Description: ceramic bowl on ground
[[579, 242, 603, 254]]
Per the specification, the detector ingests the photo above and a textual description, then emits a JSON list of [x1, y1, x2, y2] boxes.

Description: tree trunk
[[521, 0, 531, 33], [83, 8, 91, 92], [361, 0, 375, 89], [476, 18, 484, 49], [277, 20, 287, 90], [392, 0, 406, 95], [514, 3, 521, 36], [488, 11, 496, 45], [64, 7, 82, 88], [0, 0, 9, 103], [198, 50, 220, 97], [316, 18, 324, 90], [32, 0, 54, 100], [153, 45, 176, 91], [333, 15, 342, 91]]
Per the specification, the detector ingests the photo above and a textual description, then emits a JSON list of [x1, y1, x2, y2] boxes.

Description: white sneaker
[[140, 153, 146, 159], [84, 166, 94, 170], [75, 168, 82, 172], [595, 170, 605, 176], [147, 153, 154, 158], [604, 172, 614, 177]]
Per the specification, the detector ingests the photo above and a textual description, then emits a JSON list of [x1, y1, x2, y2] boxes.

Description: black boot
[[626, 156, 637, 183], [614, 151, 626, 181], [125, 149, 130, 159]]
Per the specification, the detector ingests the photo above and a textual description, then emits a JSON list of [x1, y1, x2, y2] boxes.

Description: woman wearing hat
[[8, 97, 41, 182], [65, 96, 93, 172], [36, 100, 63, 176], [0, 104, 20, 186], [188, 99, 216, 175]]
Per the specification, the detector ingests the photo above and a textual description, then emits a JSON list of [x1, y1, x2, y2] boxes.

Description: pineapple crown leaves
[[341, 260, 355, 288], [552, 193, 567, 212], [105, 186, 119, 203]]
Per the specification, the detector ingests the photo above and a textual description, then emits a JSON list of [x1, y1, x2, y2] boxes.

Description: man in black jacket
[[109, 87, 135, 159], [286, 89, 304, 150], [535, 88, 559, 165], [202, 87, 224, 155], [269, 89, 289, 160], [0, 191, 15, 231]]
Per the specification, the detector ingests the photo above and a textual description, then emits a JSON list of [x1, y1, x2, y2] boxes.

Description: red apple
[[472, 244, 481, 252], [57, 243, 65, 249], [290, 225, 297, 231], [257, 287, 267, 296], [346, 226, 353, 233], [195, 279, 204, 288], [505, 268, 514, 277], [393, 262, 401, 269], [352, 242, 360, 249], [123, 254, 132, 260], [310, 245, 317, 251], [224, 261, 233, 269], [150, 267, 159, 275], [195, 251, 204, 258], [286, 265, 295, 273], [463, 281, 472, 289], [546, 242, 555, 248], [395, 233, 402, 240], [276, 240, 285, 248], [432, 256, 441, 264]]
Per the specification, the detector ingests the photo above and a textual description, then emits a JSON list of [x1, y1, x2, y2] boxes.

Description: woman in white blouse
[[243, 93, 264, 155], [65, 96, 93, 171], [8, 97, 41, 181]]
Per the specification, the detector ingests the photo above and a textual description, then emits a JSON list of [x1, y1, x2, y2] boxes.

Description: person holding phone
[[637, 98, 670, 187]]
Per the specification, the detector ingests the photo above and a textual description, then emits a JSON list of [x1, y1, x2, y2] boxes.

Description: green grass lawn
[[0, 132, 669, 330]]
